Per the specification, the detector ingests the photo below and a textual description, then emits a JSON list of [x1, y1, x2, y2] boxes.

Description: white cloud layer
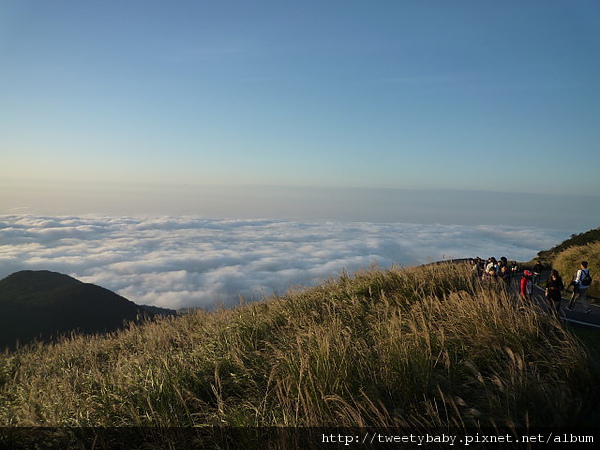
[[0, 215, 573, 309]]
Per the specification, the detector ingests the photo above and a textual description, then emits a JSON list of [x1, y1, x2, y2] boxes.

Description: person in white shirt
[[567, 261, 592, 314]]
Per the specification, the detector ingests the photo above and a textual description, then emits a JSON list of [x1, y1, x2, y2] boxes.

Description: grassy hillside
[[529, 228, 600, 299], [536, 228, 600, 262], [551, 241, 600, 298], [0, 263, 597, 436]]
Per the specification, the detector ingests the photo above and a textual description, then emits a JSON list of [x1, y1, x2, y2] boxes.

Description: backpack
[[581, 270, 592, 287]]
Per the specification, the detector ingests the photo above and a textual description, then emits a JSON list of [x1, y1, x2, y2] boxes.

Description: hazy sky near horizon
[[1, 1, 599, 224]]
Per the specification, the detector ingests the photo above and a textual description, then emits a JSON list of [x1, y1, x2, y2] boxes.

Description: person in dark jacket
[[533, 260, 544, 285], [499, 265, 512, 287], [545, 269, 564, 316]]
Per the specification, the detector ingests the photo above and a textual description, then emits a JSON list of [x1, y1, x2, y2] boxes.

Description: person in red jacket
[[520, 270, 533, 300]]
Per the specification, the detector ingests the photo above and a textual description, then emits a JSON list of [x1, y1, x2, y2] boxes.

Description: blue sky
[[1, 1, 599, 225]]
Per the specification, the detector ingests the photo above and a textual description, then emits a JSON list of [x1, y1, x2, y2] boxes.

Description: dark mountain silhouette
[[0, 270, 175, 351]]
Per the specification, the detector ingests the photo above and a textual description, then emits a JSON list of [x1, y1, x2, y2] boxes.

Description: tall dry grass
[[0, 263, 596, 430]]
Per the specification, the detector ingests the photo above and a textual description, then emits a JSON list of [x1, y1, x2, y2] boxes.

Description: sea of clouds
[[0, 215, 573, 309]]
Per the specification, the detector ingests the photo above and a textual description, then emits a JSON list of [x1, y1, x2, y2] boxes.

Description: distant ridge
[[0, 270, 174, 350], [537, 227, 600, 262]]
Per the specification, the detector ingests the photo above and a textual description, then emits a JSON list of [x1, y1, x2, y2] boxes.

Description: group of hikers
[[471, 256, 518, 286], [471, 257, 593, 316]]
